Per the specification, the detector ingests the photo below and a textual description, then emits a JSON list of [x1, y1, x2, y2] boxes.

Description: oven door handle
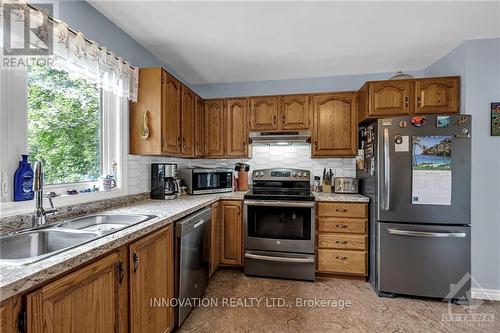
[[244, 200, 315, 208], [245, 253, 315, 263]]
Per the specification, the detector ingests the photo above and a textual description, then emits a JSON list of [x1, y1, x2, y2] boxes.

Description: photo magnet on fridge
[[492, 102, 500, 136], [436, 116, 450, 128], [411, 116, 426, 128]]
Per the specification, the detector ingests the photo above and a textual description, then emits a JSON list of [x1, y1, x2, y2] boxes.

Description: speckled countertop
[[0, 190, 367, 301], [313, 192, 370, 203]]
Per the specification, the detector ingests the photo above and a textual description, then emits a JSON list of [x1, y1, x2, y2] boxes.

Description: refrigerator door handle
[[382, 128, 391, 211], [387, 228, 466, 238]]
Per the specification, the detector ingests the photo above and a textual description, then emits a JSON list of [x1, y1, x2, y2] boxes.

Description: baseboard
[[472, 288, 500, 301]]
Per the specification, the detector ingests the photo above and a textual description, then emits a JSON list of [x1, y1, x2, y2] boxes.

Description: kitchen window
[[27, 64, 102, 185]]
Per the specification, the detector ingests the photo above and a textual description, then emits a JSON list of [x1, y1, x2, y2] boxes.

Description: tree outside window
[[27, 64, 101, 185]]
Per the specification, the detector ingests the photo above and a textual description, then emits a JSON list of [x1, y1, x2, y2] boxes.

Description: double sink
[[0, 214, 156, 265]]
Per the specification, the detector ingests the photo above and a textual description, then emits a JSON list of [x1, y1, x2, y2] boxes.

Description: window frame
[[0, 66, 128, 217]]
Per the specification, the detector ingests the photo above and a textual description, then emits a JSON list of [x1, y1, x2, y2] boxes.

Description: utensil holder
[[322, 184, 332, 193], [238, 171, 249, 191]]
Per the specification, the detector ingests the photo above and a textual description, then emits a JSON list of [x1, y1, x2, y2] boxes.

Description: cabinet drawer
[[318, 234, 367, 250], [317, 203, 367, 218], [318, 218, 367, 234], [317, 249, 367, 275]]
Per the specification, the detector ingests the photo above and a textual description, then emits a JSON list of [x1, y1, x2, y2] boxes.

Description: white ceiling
[[89, 1, 500, 84]]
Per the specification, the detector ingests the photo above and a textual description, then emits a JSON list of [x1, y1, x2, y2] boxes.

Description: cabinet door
[[204, 100, 225, 157], [368, 81, 412, 116], [130, 225, 174, 333], [280, 94, 310, 130], [225, 99, 248, 157], [415, 77, 460, 114], [312, 93, 357, 157], [250, 96, 279, 130], [26, 252, 126, 333], [162, 72, 181, 155], [130, 68, 162, 155], [220, 201, 243, 266], [194, 95, 205, 157], [180, 85, 195, 156], [209, 201, 220, 277]]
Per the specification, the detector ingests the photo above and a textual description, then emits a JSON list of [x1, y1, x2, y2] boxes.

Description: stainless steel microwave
[[178, 168, 233, 195]]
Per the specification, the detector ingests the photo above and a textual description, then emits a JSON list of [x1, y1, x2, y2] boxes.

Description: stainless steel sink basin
[[0, 229, 98, 264], [56, 214, 155, 233], [0, 214, 156, 265]]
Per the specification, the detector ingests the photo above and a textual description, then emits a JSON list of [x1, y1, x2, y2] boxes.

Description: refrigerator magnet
[[436, 116, 450, 128], [398, 120, 408, 128], [411, 116, 426, 127], [394, 135, 409, 152], [454, 116, 469, 126]]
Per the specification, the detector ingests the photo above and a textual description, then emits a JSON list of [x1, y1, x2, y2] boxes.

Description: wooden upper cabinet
[[26, 252, 127, 333], [369, 80, 412, 117], [163, 72, 182, 155], [205, 100, 225, 157], [194, 95, 205, 157], [220, 201, 243, 266], [180, 84, 195, 156], [312, 92, 357, 157], [280, 94, 310, 130], [415, 77, 459, 114], [130, 68, 163, 155], [130, 225, 174, 333], [225, 99, 248, 157], [250, 96, 279, 130]]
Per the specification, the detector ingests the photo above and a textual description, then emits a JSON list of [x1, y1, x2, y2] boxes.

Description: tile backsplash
[[127, 145, 355, 194]]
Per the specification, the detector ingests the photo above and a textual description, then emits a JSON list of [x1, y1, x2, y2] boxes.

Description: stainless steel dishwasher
[[175, 207, 211, 327]]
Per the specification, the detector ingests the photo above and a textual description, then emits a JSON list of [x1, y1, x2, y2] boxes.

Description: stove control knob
[[259, 171, 264, 177], [297, 172, 303, 177], [302, 171, 308, 177], [292, 171, 297, 177]]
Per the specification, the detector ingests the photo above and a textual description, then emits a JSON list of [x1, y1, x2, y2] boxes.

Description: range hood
[[249, 131, 311, 146]]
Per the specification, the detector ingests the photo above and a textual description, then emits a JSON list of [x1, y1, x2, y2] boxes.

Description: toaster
[[333, 177, 359, 194]]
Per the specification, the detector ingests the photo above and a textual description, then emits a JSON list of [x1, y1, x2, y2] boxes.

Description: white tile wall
[[127, 145, 355, 194]]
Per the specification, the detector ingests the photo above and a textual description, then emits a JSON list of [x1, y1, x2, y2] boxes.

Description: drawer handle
[[335, 208, 348, 212], [335, 240, 348, 244], [335, 224, 348, 228], [336, 256, 348, 261]]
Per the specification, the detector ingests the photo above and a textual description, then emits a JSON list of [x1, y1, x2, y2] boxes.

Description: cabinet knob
[[417, 96, 422, 107], [282, 114, 285, 124], [405, 97, 409, 108], [118, 261, 125, 283], [273, 115, 277, 124], [133, 253, 139, 273]]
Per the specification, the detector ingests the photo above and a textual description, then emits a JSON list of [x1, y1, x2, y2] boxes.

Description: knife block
[[322, 184, 332, 193]]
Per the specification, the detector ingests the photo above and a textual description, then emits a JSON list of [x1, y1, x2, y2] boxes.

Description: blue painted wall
[[426, 38, 500, 291], [192, 70, 424, 99]]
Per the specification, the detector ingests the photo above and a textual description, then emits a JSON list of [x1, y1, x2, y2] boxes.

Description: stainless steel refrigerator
[[357, 115, 471, 301]]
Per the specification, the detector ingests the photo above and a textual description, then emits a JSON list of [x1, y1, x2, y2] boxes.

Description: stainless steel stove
[[243, 168, 315, 281]]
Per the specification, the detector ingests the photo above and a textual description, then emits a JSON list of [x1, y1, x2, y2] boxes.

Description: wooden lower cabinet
[[220, 200, 243, 266], [210, 201, 221, 277], [316, 202, 369, 277], [129, 225, 174, 333], [26, 249, 128, 333]]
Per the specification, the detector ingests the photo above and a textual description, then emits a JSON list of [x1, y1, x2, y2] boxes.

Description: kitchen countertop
[[0, 190, 367, 301], [313, 192, 370, 203]]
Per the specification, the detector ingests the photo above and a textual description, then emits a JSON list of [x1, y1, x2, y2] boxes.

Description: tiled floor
[[179, 270, 500, 332]]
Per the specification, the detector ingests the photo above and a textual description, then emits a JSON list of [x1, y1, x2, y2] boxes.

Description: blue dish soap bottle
[[14, 155, 34, 201]]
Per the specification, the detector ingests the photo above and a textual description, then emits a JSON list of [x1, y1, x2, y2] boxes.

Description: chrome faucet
[[32, 161, 58, 228]]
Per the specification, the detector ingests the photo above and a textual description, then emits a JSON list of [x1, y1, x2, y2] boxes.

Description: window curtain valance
[[0, 0, 139, 102]]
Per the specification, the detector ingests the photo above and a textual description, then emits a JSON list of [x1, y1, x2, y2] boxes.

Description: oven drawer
[[318, 234, 367, 250], [317, 249, 367, 275], [317, 203, 367, 218], [318, 218, 367, 234]]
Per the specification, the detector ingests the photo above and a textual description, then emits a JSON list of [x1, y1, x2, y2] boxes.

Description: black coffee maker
[[151, 163, 180, 200]]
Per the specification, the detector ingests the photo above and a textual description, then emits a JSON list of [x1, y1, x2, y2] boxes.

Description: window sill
[[0, 189, 126, 218]]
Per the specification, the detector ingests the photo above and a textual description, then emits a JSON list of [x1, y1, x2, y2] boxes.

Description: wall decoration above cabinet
[[357, 76, 460, 123]]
